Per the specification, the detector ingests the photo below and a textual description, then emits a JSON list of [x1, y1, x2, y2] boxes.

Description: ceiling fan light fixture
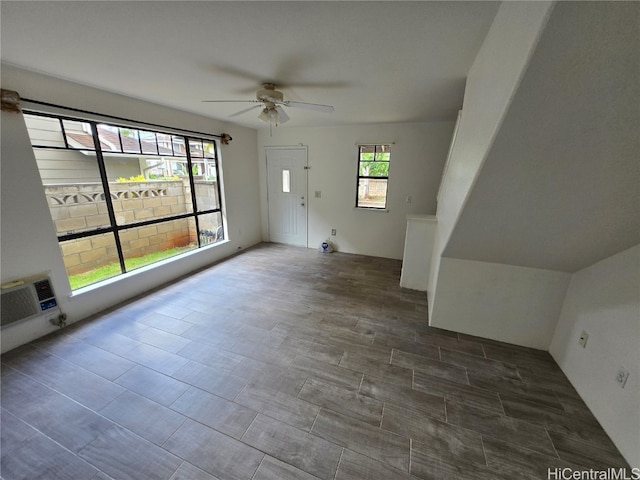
[[258, 106, 288, 126], [275, 106, 289, 124], [204, 82, 333, 125], [258, 107, 272, 123]]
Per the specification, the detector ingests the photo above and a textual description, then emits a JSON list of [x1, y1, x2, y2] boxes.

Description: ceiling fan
[[202, 83, 334, 125]]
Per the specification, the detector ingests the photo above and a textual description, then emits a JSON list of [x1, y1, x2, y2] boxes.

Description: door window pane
[[282, 169, 291, 193]]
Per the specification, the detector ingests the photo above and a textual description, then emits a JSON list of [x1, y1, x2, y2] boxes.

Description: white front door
[[266, 147, 308, 247]]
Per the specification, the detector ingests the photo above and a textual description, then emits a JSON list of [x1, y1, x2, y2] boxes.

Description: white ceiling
[[0, 1, 499, 129]]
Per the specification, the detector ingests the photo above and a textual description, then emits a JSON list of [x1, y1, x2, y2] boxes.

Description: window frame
[[23, 110, 226, 289], [355, 144, 391, 210]]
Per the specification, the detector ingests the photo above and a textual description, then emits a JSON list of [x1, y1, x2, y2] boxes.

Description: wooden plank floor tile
[[170, 386, 257, 439], [168, 461, 220, 480], [2, 370, 114, 453], [164, 419, 263, 480], [382, 403, 485, 466], [1, 432, 99, 480], [335, 449, 415, 480], [413, 370, 502, 413], [391, 349, 469, 384], [298, 377, 383, 426], [115, 364, 190, 407], [253, 456, 322, 480], [171, 359, 247, 400], [0, 243, 630, 479], [311, 409, 410, 472], [78, 425, 182, 480], [445, 401, 557, 457], [99, 391, 186, 446], [242, 414, 341, 480], [234, 383, 319, 431], [361, 375, 446, 420]]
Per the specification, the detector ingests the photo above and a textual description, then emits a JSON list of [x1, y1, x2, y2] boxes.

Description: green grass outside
[[68, 245, 195, 290]]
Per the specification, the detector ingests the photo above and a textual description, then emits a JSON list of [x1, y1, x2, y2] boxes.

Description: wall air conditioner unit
[[1, 275, 61, 328]]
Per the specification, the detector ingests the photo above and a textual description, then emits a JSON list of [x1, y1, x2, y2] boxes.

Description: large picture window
[[23, 111, 225, 290], [356, 144, 391, 209]]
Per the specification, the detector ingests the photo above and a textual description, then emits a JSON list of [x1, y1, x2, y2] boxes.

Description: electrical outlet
[[331, 229, 336, 236], [616, 367, 630, 388], [578, 330, 589, 348]]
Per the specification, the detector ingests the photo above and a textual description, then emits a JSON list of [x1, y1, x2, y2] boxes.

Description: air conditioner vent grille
[[1, 287, 39, 327], [1, 276, 59, 328]]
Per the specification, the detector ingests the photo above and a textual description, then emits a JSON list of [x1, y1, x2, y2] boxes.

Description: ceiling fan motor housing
[[257, 84, 284, 104]]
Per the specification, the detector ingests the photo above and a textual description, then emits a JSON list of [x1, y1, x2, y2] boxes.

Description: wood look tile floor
[[0, 243, 630, 480]]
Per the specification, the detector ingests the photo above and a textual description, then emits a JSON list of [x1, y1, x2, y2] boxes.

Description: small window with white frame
[[356, 144, 391, 209]]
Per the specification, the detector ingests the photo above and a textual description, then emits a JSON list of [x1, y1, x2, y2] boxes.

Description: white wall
[[258, 122, 453, 259], [428, 1, 553, 313], [1, 109, 71, 350], [1, 65, 261, 353], [431, 257, 571, 349], [400, 215, 437, 291], [550, 245, 640, 466]]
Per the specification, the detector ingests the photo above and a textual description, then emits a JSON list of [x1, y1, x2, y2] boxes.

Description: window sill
[[354, 207, 389, 213], [68, 239, 230, 298]]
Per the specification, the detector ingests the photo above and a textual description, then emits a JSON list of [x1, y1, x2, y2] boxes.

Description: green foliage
[[68, 245, 195, 290], [359, 161, 389, 177], [360, 152, 390, 161], [116, 174, 179, 182], [359, 145, 390, 177], [116, 174, 145, 183], [119, 128, 134, 137], [148, 174, 180, 181]]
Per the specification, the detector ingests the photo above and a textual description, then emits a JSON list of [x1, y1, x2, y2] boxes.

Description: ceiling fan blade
[[201, 100, 260, 103], [275, 106, 290, 124], [236, 81, 350, 95], [209, 64, 266, 83], [229, 104, 262, 118], [284, 101, 334, 113], [285, 81, 351, 90]]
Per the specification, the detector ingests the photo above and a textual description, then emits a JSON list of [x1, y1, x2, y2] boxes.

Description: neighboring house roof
[[66, 127, 177, 156]]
